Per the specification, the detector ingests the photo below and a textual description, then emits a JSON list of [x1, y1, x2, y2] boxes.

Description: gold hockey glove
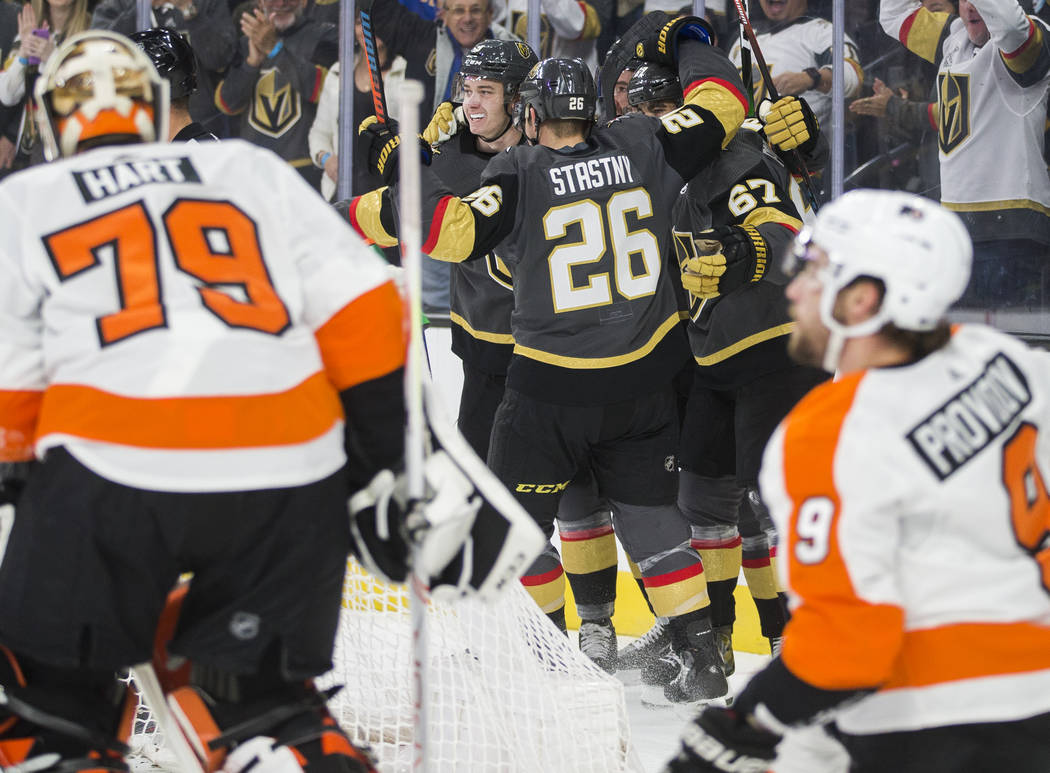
[[762, 95, 820, 154]]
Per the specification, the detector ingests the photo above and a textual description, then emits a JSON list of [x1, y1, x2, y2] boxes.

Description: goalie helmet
[[516, 57, 597, 126], [35, 30, 169, 160], [626, 62, 682, 109], [451, 39, 538, 104], [129, 27, 198, 100], [789, 188, 971, 343]]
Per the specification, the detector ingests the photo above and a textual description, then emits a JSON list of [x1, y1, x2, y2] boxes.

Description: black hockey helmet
[[129, 27, 198, 100], [516, 57, 597, 127], [627, 62, 683, 109], [452, 39, 539, 103]]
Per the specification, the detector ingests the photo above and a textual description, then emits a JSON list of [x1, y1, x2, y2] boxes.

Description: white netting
[[128, 560, 641, 773]]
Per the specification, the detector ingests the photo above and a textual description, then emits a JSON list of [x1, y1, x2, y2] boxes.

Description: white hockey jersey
[[760, 324, 1050, 734], [729, 17, 861, 127], [0, 139, 405, 493], [880, 0, 1050, 243], [502, 0, 601, 70]]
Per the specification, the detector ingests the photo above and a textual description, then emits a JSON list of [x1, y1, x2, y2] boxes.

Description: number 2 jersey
[[416, 41, 748, 405], [0, 139, 405, 493], [759, 324, 1050, 734]]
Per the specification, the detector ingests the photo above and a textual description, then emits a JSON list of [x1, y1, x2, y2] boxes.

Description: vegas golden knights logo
[[937, 71, 970, 155], [512, 11, 551, 56], [250, 69, 302, 139]]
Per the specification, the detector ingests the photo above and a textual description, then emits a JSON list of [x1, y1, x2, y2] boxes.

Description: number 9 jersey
[[0, 139, 405, 493], [758, 323, 1050, 734]]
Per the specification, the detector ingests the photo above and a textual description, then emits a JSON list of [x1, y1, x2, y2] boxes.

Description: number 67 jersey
[[0, 139, 405, 493], [759, 323, 1050, 734]]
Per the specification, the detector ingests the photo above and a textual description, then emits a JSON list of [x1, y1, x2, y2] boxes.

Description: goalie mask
[[35, 30, 169, 160], [785, 189, 972, 371]]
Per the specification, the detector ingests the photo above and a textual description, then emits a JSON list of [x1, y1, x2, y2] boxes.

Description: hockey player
[[664, 189, 1050, 773], [351, 40, 622, 674], [0, 30, 541, 772], [362, 15, 750, 704], [613, 61, 828, 693], [129, 27, 219, 142], [880, 0, 1050, 307]]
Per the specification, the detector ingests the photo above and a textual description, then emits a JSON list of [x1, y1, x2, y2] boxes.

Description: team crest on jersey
[[937, 71, 970, 155], [426, 49, 437, 76], [72, 157, 202, 203], [250, 68, 302, 138], [512, 11, 551, 56]]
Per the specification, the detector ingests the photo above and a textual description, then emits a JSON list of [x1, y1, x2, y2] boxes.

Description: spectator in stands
[[90, 0, 237, 137], [216, 0, 337, 190], [881, 0, 1050, 308], [308, 15, 405, 200], [727, 0, 862, 129], [0, 1, 23, 178], [502, 0, 603, 69], [0, 0, 90, 167], [367, 0, 520, 119]]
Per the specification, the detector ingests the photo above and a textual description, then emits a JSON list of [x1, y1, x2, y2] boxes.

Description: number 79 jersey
[[759, 324, 1050, 734], [0, 139, 404, 493]]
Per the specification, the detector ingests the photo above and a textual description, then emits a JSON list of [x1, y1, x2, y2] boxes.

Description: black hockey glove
[[663, 706, 779, 773], [358, 115, 433, 186], [348, 451, 481, 588], [762, 95, 820, 155], [680, 224, 767, 299], [625, 12, 715, 67]]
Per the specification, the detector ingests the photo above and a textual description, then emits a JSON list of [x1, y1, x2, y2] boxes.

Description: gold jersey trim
[[694, 322, 795, 366], [449, 311, 515, 344], [942, 198, 1050, 216], [513, 311, 680, 368]]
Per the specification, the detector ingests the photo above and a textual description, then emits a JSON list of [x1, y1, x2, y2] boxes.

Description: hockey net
[[127, 559, 642, 772]]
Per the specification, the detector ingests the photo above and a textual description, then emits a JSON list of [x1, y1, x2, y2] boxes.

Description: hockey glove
[[664, 706, 779, 773], [681, 225, 767, 299], [762, 95, 820, 155], [358, 115, 433, 186], [349, 450, 481, 587], [422, 101, 464, 146], [623, 12, 715, 68]]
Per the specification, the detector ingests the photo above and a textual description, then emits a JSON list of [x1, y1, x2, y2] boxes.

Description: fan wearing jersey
[[881, 0, 1050, 307], [665, 189, 1050, 773], [0, 30, 537, 772], [362, 15, 750, 704]]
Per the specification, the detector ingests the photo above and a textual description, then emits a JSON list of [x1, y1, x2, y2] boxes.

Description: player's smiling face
[[462, 78, 508, 137], [759, 0, 806, 22]]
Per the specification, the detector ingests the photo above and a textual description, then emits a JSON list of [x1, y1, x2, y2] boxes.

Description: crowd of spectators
[[0, 0, 1046, 319]]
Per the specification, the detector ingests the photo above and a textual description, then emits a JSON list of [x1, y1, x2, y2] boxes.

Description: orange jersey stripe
[[780, 373, 908, 691], [883, 621, 1050, 690], [36, 372, 343, 451], [0, 390, 43, 461], [315, 280, 406, 391]]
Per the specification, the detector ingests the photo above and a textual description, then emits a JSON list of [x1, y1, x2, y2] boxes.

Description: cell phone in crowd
[[26, 27, 50, 67]]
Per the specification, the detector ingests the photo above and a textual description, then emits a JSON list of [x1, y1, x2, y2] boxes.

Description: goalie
[[0, 30, 543, 773]]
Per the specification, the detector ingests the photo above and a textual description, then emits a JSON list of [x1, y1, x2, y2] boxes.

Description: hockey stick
[[729, 0, 821, 210], [358, 0, 389, 123], [396, 78, 430, 773]]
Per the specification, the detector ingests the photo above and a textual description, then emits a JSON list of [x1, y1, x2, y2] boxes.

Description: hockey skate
[[618, 618, 671, 672], [578, 618, 617, 673], [663, 620, 728, 706]]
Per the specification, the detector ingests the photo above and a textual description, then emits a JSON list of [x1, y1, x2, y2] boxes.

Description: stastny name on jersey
[[548, 155, 634, 197], [72, 157, 202, 203]]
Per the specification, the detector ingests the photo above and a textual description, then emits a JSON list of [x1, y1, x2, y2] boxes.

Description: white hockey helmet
[[787, 189, 971, 369], [35, 30, 169, 160]]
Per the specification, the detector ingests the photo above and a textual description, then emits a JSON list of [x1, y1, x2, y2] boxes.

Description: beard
[[787, 326, 827, 368]]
